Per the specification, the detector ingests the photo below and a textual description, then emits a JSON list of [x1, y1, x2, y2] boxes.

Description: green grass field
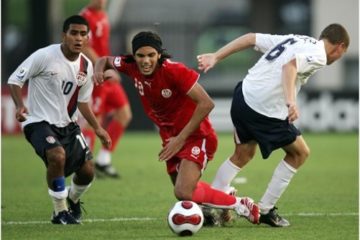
[[2, 132, 359, 240]]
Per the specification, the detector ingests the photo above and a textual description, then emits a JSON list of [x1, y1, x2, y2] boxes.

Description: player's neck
[[60, 44, 79, 61]]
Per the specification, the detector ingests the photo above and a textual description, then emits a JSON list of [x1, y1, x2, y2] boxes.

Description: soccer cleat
[[260, 207, 290, 227], [51, 210, 79, 225], [234, 197, 260, 224], [201, 206, 220, 227], [67, 197, 84, 223], [95, 163, 120, 178]]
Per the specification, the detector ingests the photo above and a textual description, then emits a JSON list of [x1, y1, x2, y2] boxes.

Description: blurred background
[[1, 0, 358, 134]]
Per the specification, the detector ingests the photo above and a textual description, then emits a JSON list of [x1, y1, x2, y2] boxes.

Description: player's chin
[[72, 45, 83, 53], [140, 69, 155, 76]]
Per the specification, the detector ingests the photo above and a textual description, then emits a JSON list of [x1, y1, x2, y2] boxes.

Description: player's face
[[134, 46, 161, 76], [62, 24, 89, 55], [327, 43, 347, 65]]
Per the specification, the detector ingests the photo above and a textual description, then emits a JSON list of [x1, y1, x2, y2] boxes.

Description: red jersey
[[113, 57, 215, 138], [80, 7, 110, 56]]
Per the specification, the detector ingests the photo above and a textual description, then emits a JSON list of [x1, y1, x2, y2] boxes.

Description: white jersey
[[8, 44, 93, 127], [242, 33, 327, 120]]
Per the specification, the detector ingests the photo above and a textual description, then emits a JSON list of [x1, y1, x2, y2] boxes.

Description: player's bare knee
[[75, 161, 95, 184], [302, 145, 310, 159], [114, 107, 132, 127], [298, 145, 310, 164], [46, 147, 66, 168], [122, 112, 132, 127], [174, 187, 192, 201], [231, 152, 252, 168]]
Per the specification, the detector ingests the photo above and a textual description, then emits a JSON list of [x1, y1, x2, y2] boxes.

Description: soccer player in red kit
[[80, 0, 132, 178], [93, 31, 260, 224]]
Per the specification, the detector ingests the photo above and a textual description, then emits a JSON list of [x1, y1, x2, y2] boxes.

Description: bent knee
[[46, 147, 66, 165], [113, 107, 132, 127], [174, 187, 192, 201], [287, 146, 310, 168]]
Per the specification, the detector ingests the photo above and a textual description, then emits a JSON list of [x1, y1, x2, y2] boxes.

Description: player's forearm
[[77, 102, 102, 130], [215, 33, 256, 62], [282, 59, 298, 105], [94, 57, 114, 73], [178, 100, 214, 141], [8, 84, 25, 108]]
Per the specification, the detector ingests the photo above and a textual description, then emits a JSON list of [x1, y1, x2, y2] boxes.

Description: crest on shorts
[[161, 89, 172, 98], [191, 146, 201, 156], [46, 136, 56, 144]]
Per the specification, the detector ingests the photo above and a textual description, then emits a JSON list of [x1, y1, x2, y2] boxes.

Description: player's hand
[[92, 72, 105, 86], [15, 106, 28, 122], [159, 136, 186, 162], [197, 53, 217, 73], [94, 127, 112, 149], [104, 69, 121, 83], [287, 102, 299, 123]]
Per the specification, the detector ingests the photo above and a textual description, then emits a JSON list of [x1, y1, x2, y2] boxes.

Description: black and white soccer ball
[[167, 201, 204, 236]]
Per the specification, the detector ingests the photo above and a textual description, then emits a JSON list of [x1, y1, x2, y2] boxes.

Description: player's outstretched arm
[[197, 33, 256, 73], [93, 56, 116, 85]]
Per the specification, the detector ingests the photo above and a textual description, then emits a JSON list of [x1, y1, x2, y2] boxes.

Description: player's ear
[[61, 32, 66, 42]]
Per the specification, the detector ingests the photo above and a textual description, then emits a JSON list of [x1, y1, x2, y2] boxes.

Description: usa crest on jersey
[[76, 71, 87, 86]]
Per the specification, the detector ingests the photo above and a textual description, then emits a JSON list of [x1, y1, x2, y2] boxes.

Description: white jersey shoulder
[[8, 44, 94, 128], [243, 34, 327, 120]]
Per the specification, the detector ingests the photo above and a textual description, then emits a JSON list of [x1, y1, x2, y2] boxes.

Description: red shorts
[[165, 132, 218, 175], [92, 80, 129, 116]]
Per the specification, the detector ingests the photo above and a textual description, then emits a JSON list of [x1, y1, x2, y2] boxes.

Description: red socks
[[191, 181, 236, 208], [82, 120, 124, 152], [106, 120, 124, 151]]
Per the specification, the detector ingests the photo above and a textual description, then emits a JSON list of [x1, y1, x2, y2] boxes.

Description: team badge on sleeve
[[114, 57, 121, 67], [16, 67, 27, 80]]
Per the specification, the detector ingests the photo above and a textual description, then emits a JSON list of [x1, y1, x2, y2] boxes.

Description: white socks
[[212, 158, 241, 193], [96, 148, 111, 166], [259, 160, 297, 214], [68, 180, 92, 204], [48, 189, 68, 214]]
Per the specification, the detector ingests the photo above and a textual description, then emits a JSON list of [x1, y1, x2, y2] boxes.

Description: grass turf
[[1, 132, 358, 239]]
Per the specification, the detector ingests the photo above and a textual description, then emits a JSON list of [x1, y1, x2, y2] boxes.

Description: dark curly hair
[[126, 31, 171, 64]]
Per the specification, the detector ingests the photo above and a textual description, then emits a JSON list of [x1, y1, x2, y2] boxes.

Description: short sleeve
[[8, 49, 45, 87], [254, 33, 291, 53], [112, 56, 133, 75]]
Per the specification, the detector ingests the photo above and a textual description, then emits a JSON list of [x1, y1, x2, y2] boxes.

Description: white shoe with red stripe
[[234, 197, 260, 224]]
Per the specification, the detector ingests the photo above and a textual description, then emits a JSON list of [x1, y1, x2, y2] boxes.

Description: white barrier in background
[[210, 93, 358, 132], [1, 93, 358, 134]]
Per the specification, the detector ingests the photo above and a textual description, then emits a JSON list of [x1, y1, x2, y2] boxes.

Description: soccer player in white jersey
[[197, 23, 349, 227], [8, 15, 111, 225]]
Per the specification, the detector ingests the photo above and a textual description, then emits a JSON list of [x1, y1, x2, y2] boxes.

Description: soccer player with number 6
[[7, 15, 111, 224], [197, 23, 349, 227]]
